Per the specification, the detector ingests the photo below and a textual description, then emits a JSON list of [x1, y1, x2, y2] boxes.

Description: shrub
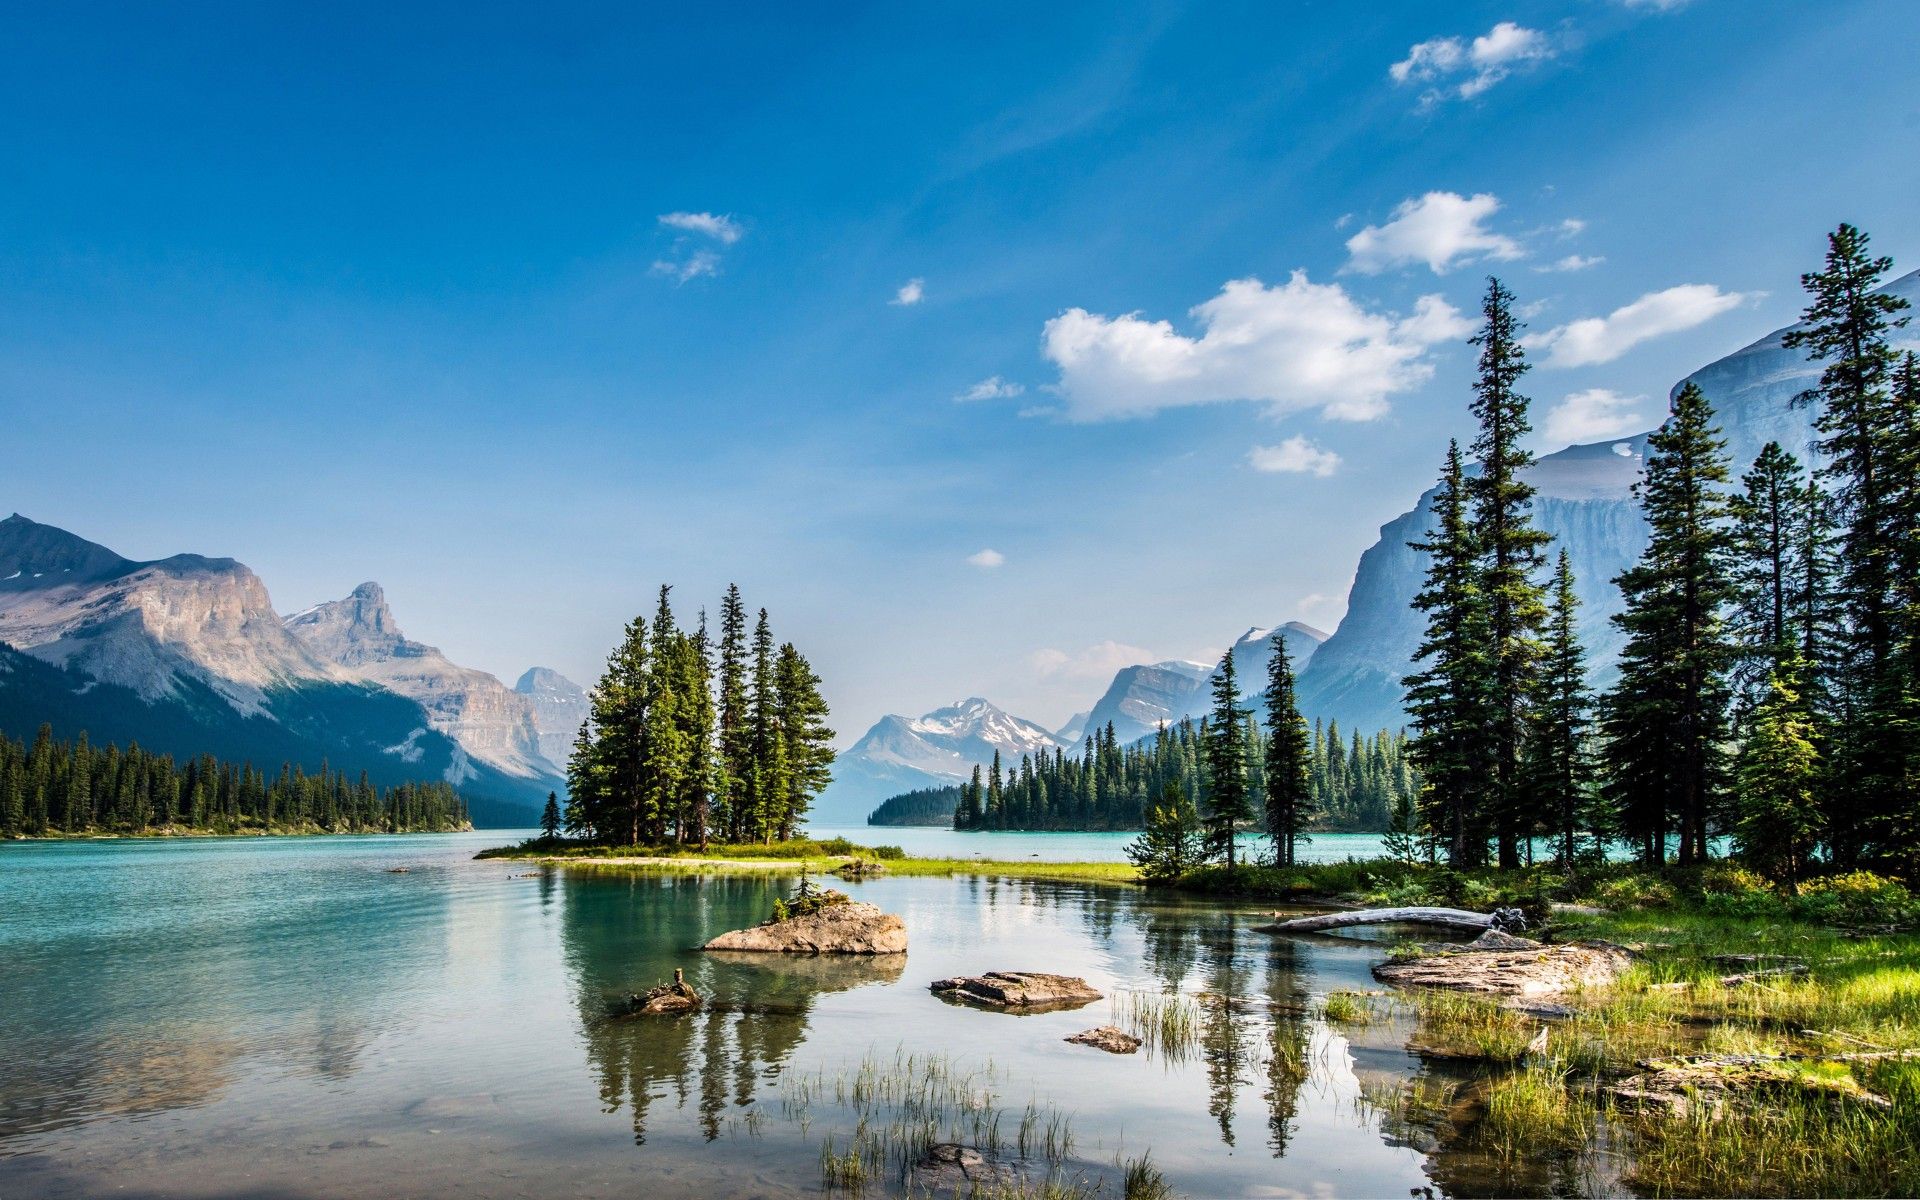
[[1595, 873, 1677, 910], [1790, 871, 1917, 928]]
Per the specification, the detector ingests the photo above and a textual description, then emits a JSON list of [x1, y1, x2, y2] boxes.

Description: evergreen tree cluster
[[565, 585, 834, 846], [0, 723, 468, 836], [865, 784, 963, 826], [1404, 224, 1920, 881]]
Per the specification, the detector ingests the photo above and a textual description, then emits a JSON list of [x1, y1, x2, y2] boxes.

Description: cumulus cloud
[[1041, 272, 1466, 423], [1390, 21, 1554, 104], [1344, 192, 1524, 275], [1543, 389, 1649, 445], [1248, 435, 1343, 477], [651, 250, 722, 282], [1536, 254, 1605, 273], [892, 278, 925, 306], [1029, 640, 1157, 683], [1528, 284, 1753, 367], [966, 548, 1006, 569], [658, 211, 743, 244], [955, 376, 1025, 402]]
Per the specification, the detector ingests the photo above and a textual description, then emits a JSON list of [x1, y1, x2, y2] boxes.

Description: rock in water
[[930, 972, 1103, 1012], [701, 901, 907, 954], [1373, 941, 1634, 997], [1065, 1026, 1141, 1054], [910, 1144, 1019, 1193], [625, 971, 702, 1016]]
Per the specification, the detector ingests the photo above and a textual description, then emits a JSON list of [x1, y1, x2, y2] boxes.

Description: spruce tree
[[746, 608, 780, 841], [1599, 382, 1735, 865], [1466, 276, 1551, 869], [715, 585, 752, 841], [1529, 550, 1593, 866], [1404, 441, 1495, 867], [1783, 224, 1913, 865], [1727, 443, 1807, 712], [1262, 633, 1313, 866], [773, 642, 835, 840], [540, 791, 561, 840], [1126, 780, 1204, 883], [1201, 649, 1253, 869], [1734, 659, 1823, 888]]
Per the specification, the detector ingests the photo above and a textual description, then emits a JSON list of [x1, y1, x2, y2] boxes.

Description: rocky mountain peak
[[0, 513, 136, 590]]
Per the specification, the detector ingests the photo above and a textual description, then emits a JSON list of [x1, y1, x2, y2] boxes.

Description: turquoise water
[[813, 825, 1392, 863], [0, 832, 1481, 1198]]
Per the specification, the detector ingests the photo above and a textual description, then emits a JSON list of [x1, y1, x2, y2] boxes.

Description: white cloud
[[1344, 192, 1523, 275], [1029, 640, 1157, 683], [1297, 592, 1335, 613], [658, 211, 743, 244], [1248, 435, 1342, 477], [1390, 21, 1554, 104], [892, 278, 925, 306], [955, 376, 1025, 402], [966, 548, 1006, 569], [1041, 272, 1464, 423], [1621, 0, 1690, 10], [1543, 389, 1649, 445], [651, 250, 721, 282], [1536, 254, 1605, 273], [1557, 218, 1588, 237], [1396, 293, 1478, 344], [1528, 284, 1754, 367]]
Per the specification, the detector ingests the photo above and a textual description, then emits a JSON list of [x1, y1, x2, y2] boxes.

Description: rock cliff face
[[515, 667, 588, 771], [1294, 268, 1920, 734], [285, 583, 557, 781]]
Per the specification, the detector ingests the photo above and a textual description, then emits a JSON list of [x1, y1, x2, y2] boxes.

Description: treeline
[[1401, 223, 1920, 882], [866, 785, 961, 826], [0, 723, 469, 836], [566, 585, 834, 846], [938, 719, 1414, 834]]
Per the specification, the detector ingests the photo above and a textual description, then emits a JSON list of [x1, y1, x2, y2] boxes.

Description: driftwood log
[[1259, 906, 1503, 935]]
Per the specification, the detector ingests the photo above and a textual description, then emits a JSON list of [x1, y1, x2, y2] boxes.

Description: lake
[[0, 831, 1531, 1198], [810, 825, 1393, 863]]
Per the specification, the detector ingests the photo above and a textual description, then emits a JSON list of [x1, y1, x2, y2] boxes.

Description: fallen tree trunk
[[1260, 906, 1495, 934]]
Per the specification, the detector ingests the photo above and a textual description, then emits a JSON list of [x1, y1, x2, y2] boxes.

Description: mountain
[[815, 697, 1064, 822], [0, 516, 548, 824], [1294, 268, 1920, 734], [1078, 622, 1329, 744], [285, 583, 558, 781], [515, 667, 588, 771], [1053, 711, 1092, 743]]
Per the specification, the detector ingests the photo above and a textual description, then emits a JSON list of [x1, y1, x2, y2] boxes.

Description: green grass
[[476, 837, 1141, 885], [1320, 990, 1372, 1025], [1110, 990, 1202, 1061]]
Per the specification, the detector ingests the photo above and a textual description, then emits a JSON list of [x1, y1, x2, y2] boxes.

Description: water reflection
[[558, 872, 903, 1146]]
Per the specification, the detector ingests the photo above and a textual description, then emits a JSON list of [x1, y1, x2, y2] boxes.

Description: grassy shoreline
[[475, 836, 1142, 884]]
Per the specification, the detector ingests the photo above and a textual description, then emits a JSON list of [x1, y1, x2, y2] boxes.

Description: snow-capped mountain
[[1294, 268, 1920, 734], [285, 583, 558, 781], [815, 696, 1065, 822], [515, 666, 588, 770], [1076, 622, 1330, 744]]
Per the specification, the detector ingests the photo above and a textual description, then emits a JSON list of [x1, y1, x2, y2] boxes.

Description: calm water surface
[[813, 826, 1392, 863], [1, 831, 1528, 1198]]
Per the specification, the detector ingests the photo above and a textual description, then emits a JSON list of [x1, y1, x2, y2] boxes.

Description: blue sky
[[5, 0, 1919, 738]]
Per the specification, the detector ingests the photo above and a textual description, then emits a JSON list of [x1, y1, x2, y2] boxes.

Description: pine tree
[[746, 608, 781, 841], [1262, 633, 1313, 866], [1404, 441, 1495, 868], [1734, 660, 1824, 888], [1782, 224, 1913, 865], [715, 585, 752, 841], [1529, 550, 1593, 867], [1201, 649, 1253, 869], [1126, 781, 1204, 883], [1466, 276, 1551, 869], [773, 642, 835, 840], [1382, 786, 1419, 865], [1599, 382, 1735, 865], [540, 791, 561, 840]]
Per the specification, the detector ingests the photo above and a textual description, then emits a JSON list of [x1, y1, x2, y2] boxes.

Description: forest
[[0, 723, 469, 836], [563, 584, 835, 846]]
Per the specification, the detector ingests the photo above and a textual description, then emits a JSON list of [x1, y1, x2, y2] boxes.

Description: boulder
[[910, 1144, 1019, 1193], [1374, 940, 1634, 997], [623, 970, 702, 1016], [930, 972, 1103, 1012], [1065, 1025, 1141, 1054], [702, 901, 906, 954]]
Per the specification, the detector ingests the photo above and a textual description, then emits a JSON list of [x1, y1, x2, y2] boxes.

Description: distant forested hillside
[[866, 785, 962, 826]]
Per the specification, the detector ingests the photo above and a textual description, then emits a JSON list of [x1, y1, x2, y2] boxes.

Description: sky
[[5, 0, 1919, 742]]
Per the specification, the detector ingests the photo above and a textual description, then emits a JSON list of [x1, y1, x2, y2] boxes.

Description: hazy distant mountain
[[285, 583, 557, 781], [1053, 710, 1092, 743], [0, 515, 549, 824], [515, 667, 588, 770], [815, 696, 1063, 822], [1294, 268, 1920, 734], [1078, 622, 1329, 744]]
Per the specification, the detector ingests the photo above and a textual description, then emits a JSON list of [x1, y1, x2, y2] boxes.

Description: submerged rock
[[702, 901, 906, 954], [1374, 940, 1634, 997], [930, 971, 1103, 1012], [1065, 1025, 1141, 1054], [910, 1143, 1020, 1193], [623, 970, 702, 1016]]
